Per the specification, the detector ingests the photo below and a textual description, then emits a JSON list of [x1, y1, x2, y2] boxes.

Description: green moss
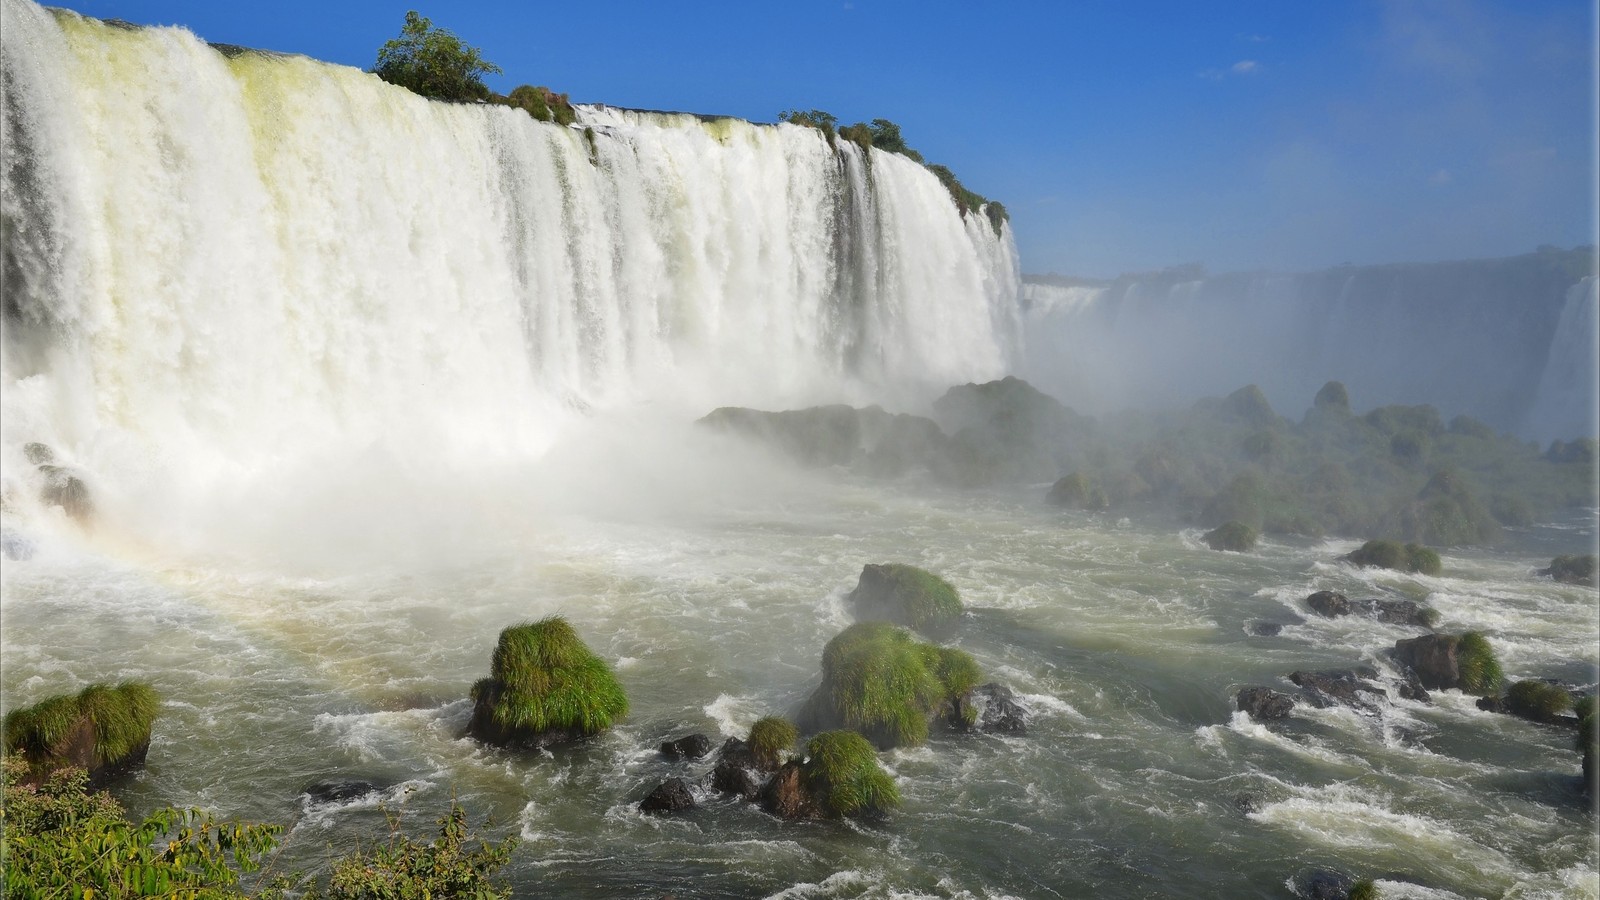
[[806, 622, 979, 748], [748, 716, 798, 770], [478, 617, 627, 737], [849, 563, 963, 632], [1345, 539, 1441, 576], [1456, 632, 1503, 696], [801, 731, 900, 818], [1202, 521, 1258, 552], [3, 682, 159, 767], [1348, 879, 1380, 900], [1505, 680, 1573, 720]]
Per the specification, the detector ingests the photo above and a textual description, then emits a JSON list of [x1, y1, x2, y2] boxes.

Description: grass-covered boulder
[[1203, 521, 1258, 552], [847, 563, 963, 632], [710, 717, 796, 800], [1542, 554, 1597, 587], [1503, 679, 1574, 725], [468, 617, 628, 749], [3, 682, 159, 786], [1046, 472, 1109, 510], [1381, 468, 1500, 545], [760, 730, 900, 820], [1342, 539, 1442, 576], [747, 716, 798, 770], [798, 622, 980, 749], [1391, 632, 1501, 695]]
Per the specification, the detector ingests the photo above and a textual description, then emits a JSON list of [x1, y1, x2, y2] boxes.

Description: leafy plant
[[500, 84, 576, 126], [779, 109, 837, 140], [320, 804, 517, 899], [373, 11, 501, 102], [1, 755, 282, 897], [801, 731, 900, 818]]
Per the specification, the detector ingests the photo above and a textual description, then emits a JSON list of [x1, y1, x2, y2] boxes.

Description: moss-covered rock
[[1313, 381, 1350, 413], [1046, 472, 1108, 510], [798, 622, 979, 748], [3, 682, 159, 786], [847, 563, 963, 632], [1202, 521, 1258, 552], [1391, 632, 1501, 695], [467, 617, 627, 749], [1382, 468, 1499, 545], [1503, 680, 1574, 724], [761, 730, 899, 820], [747, 716, 798, 771], [1220, 384, 1278, 427], [1543, 554, 1597, 587], [1342, 539, 1442, 576]]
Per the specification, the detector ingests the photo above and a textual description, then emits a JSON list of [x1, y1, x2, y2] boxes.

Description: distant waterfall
[[0, 0, 1019, 508], [1020, 254, 1596, 442]]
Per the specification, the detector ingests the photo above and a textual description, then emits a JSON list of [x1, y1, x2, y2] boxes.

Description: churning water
[[1, 2, 1597, 897]]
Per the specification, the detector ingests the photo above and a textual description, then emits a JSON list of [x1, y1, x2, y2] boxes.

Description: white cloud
[[1238, 33, 1271, 43], [1231, 60, 1260, 75]]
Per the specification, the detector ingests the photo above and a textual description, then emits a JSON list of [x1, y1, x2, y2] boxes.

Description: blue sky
[[43, 0, 1598, 277]]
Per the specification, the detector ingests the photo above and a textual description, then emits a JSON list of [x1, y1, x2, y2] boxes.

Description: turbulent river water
[[3, 421, 1597, 898], [1, 1, 1597, 897]]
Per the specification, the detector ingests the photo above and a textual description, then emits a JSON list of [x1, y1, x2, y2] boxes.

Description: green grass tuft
[[1505, 680, 1573, 720], [801, 731, 900, 817], [3, 682, 159, 767], [1405, 543, 1443, 576], [482, 617, 627, 736], [748, 716, 798, 769], [1455, 632, 1503, 696], [810, 622, 979, 748], [1347, 879, 1380, 900], [849, 563, 963, 632]]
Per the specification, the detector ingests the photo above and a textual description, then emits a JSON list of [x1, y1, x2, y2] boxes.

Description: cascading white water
[[0, 0, 1019, 538]]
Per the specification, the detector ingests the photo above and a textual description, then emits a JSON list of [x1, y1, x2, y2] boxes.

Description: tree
[[373, 11, 501, 102]]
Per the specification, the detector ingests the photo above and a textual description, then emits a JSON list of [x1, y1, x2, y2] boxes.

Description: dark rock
[[1395, 668, 1431, 703], [1249, 622, 1284, 637], [1, 528, 34, 561], [37, 465, 92, 523], [1313, 381, 1350, 413], [1234, 793, 1263, 815], [1289, 670, 1387, 710], [1541, 555, 1597, 587], [710, 738, 764, 800], [971, 683, 1028, 735], [1236, 687, 1296, 721], [303, 779, 384, 806], [759, 761, 822, 820], [1367, 598, 1436, 628], [639, 777, 696, 814], [47, 718, 149, 790], [659, 733, 713, 760], [1305, 591, 1351, 617], [22, 442, 54, 464], [1296, 869, 1354, 900], [1476, 695, 1506, 714], [466, 694, 589, 750], [1391, 634, 1459, 690]]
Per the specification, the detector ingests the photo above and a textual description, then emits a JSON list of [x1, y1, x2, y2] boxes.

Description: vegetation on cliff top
[[373, 11, 501, 102]]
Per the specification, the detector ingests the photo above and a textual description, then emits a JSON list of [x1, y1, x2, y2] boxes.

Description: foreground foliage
[[1, 755, 281, 898], [313, 806, 517, 900]]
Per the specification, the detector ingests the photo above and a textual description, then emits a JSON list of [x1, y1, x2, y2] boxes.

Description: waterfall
[[0, 0, 1020, 528], [1020, 251, 1596, 442]]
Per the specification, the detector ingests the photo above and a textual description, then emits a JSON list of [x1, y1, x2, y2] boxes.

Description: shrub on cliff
[[800, 622, 980, 748], [500, 84, 576, 126], [468, 617, 627, 748], [779, 109, 838, 139], [373, 11, 501, 102], [4, 681, 159, 781], [802, 730, 900, 817], [847, 563, 963, 631]]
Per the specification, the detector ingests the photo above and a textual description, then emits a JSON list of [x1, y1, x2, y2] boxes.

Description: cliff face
[[1020, 250, 1597, 441]]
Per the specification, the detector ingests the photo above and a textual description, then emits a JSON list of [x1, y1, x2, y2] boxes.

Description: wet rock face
[[759, 762, 822, 820], [640, 777, 696, 814], [1236, 687, 1296, 721], [303, 779, 385, 806], [1289, 669, 1388, 711], [659, 733, 713, 760], [710, 738, 765, 800], [972, 683, 1028, 735], [1391, 634, 1459, 690], [1296, 870, 1354, 900], [1249, 622, 1284, 637], [1305, 590, 1351, 617], [1305, 591, 1435, 628]]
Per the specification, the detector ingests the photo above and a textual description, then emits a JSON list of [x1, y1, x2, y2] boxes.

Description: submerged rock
[[1236, 687, 1295, 721], [1306, 591, 1438, 628], [710, 738, 765, 800], [1249, 622, 1284, 637], [303, 779, 385, 806], [639, 777, 696, 814], [659, 733, 713, 760], [37, 465, 92, 523], [971, 683, 1028, 735], [1541, 554, 1597, 587], [1289, 669, 1387, 711], [1296, 870, 1354, 900], [1305, 590, 1352, 617]]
